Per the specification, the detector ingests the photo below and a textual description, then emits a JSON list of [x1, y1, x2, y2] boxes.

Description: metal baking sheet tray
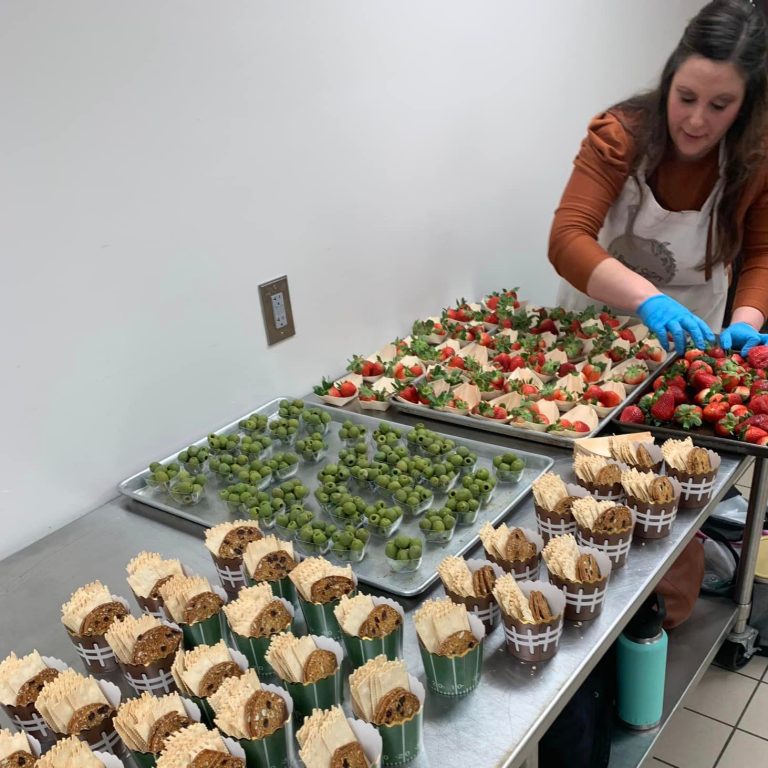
[[118, 399, 554, 597], [611, 372, 768, 458]]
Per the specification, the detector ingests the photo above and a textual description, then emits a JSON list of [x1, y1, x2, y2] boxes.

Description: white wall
[[0, 0, 704, 557]]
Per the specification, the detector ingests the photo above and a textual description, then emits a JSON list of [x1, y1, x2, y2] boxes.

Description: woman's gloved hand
[[719, 322, 768, 354], [637, 294, 715, 354]]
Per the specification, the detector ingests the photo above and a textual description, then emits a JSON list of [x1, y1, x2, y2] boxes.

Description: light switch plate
[[259, 275, 296, 345]]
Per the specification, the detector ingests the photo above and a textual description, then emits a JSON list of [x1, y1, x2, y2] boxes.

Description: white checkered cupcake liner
[[676, 476, 715, 507], [558, 583, 608, 618]]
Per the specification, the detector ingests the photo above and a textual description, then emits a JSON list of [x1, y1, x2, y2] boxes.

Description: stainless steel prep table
[[0, 417, 752, 768]]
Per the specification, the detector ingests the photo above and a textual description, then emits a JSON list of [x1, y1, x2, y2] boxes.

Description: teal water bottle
[[617, 593, 668, 730]]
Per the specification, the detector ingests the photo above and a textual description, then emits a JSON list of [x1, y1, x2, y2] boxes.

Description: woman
[[550, 0, 768, 354]]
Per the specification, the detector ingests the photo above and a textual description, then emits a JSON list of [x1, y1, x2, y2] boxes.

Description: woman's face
[[667, 54, 746, 161]]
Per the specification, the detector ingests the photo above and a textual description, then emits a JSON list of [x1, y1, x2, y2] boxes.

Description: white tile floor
[[639, 463, 768, 768]]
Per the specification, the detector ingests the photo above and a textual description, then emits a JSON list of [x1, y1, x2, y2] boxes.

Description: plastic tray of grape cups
[[145, 461, 181, 491], [386, 535, 424, 573], [419, 508, 457, 544], [238, 411, 268, 435], [169, 471, 207, 505], [177, 444, 210, 474], [330, 526, 371, 563], [301, 406, 332, 436], [493, 452, 527, 483]]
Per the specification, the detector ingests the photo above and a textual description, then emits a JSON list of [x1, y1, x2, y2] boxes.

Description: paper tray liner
[[65, 627, 120, 673], [626, 492, 678, 540], [664, 467, 717, 509], [576, 525, 633, 568]]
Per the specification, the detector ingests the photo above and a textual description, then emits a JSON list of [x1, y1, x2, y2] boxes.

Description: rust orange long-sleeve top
[[548, 111, 768, 319]]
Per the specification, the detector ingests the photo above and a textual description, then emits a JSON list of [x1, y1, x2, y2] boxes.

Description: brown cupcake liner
[[66, 629, 120, 674], [576, 523, 633, 568], [665, 467, 717, 509], [580, 480, 625, 503], [119, 657, 178, 695], [534, 504, 577, 543], [1, 703, 60, 749], [500, 582, 566, 662], [548, 547, 612, 621], [443, 560, 504, 634], [626, 491, 679, 539], [131, 592, 167, 620], [210, 553, 248, 597]]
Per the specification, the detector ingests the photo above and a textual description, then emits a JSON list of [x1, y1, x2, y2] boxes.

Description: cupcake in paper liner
[[297, 705, 382, 768], [413, 598, 485, 697], [265, 633, 344, 721], [610, 438, 663, 474], [573, 454, 628, 502], [208, 668, 293, 768], [289, 557, 357, 641], [105, 614, 183, 696], [531, 473, 588, 542], [243, 535, 298, 605], [542, 535, 612, 622], [494, 576, 566, 663], [34, 668, 124, 755], [154, 722, 247, 768], [478, 523, 543, 581], [224, 582, 295, 678], [36, 735, 125, 768], [661, 438, 721, 509], [158, 575, 227, 649], [0, 728, 41, 768], [572, 497, 635, 568], [0, 651, 69, 749], [437, 555, 504, 634], [349, 657, 424, 766], [114, 691, 201, 768], [171, 641, 248, 728], [622, 469, 682, 539], [335, 594, 405, 667], [126, 552, 186, 620], [61, 581, 131, 675], [204, 520, 264, 597]]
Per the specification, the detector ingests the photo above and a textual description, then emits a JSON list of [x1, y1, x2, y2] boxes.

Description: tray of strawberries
[[612, 344, 768, 455]]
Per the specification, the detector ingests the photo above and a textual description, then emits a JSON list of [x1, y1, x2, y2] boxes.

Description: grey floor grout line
[[652, 759, 679, 767], [682, 706, 745, 730], [734, 726, 768, 743], [713, 676, 766, 766]]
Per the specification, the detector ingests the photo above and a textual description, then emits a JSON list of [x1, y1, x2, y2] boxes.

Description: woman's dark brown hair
[[612, 0, 768, 272]]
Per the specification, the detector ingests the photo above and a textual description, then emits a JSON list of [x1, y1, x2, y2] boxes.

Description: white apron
[[555, 146, 729, 331]]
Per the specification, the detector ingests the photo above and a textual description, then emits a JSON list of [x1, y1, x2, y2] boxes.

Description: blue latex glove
[[719, 322, 768, 354], [637, 294, 715, 354]]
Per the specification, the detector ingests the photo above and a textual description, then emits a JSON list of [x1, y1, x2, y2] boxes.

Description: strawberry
[[619, 405, 645, 424], [572, 421, 590, 433], [339, 381, 357, 398], [759, 436, 768, 446], [409, 364, 424, 377], [750, 381, 768, 397], [747, 345, 768, 370], [619, 328, 636, 343], [598, 390, 622, 408], [688, 360, 714, 377], [448, 355, 465, 370], [398, 384, 419, 403], [439, 347, 454, 362], [689, 370, 718, 391], [749, 394, 768, 414], [702, 401, 729, 423], [520, 383, 540, 397], [731, 385, 750, 403], [329, 386, 342, 397], [558, 362, 577, 378], [559, 419, 572, 430], [715, 413, 741, 437], [623, 365, 648, 386], [581, 363, 604, 383], [583, 384, 604, 401], [493, 405, 508, 419], [744, 413, 768, 431], [534, 318, 558, 335], [730, 404, 752, 419], [707, 345, 727, 359], [685, 349, 706, 363], [742, 425, 768, 444], [666, 385, 688, 405], [674, 404, 703, 429], [650, 391, 676, 423]]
